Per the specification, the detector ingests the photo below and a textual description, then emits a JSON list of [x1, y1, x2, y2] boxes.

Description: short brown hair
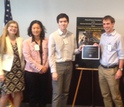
[[102, 15, 115, 23]]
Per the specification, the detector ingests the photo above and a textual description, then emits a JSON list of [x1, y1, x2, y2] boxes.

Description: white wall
[[0, 0, 124, 39]]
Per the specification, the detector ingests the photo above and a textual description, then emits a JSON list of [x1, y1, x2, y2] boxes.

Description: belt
[[56, 61, 72, 64], [101, 64, 118, 68]]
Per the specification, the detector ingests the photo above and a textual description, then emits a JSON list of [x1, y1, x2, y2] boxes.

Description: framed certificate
[[82, 45, 100, 60]]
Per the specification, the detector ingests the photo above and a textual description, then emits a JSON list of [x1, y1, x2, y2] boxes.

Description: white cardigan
[[0, 36, 25, 75]]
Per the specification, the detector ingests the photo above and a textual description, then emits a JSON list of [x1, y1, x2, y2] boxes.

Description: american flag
[[4, 0, 13, 25]]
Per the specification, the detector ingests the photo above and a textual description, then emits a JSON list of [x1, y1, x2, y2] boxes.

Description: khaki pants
[[52, 61, 73, 107], [98, 65, 123, 107]]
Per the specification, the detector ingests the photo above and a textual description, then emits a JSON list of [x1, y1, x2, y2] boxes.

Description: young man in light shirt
[[48, 13, 82, 107], [95, 15, 124, 107]]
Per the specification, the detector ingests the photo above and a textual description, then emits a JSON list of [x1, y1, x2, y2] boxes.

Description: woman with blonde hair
[[0, 20, 25, 107]]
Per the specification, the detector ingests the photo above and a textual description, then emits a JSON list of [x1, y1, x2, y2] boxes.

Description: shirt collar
[[104, 30, 116, 36], [58, 29, 68, 36]]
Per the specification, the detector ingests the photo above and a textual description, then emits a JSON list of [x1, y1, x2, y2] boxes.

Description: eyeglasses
[[8, 25, 18, 29]]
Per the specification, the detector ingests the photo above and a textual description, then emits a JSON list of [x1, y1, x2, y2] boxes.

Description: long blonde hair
[[0, 20, 20, 56]]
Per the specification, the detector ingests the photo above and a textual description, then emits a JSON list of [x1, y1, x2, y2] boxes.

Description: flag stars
[[5, 20, 8, 22], [6, 9, 9, 12], [7, 4, 10, 7], [4, 0, 13, 25]]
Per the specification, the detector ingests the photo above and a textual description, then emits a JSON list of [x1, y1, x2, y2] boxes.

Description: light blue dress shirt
[[100, 30, 124, 66]]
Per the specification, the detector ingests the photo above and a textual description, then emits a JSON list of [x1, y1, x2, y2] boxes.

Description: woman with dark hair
[[23, 20, 48, 107], [0, 20, 25, 107]]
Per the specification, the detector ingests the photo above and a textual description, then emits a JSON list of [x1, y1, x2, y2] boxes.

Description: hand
[[0, 75, 5, 82], [39, 66, 48, 74], [78, 44, 85, 51], [93, 43, 99, 46], [52, 72, 58, 80], [115, 70, 122, 80]]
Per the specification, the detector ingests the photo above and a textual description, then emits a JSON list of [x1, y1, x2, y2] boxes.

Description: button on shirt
[[100, 30, 124, 66], [48, 29, 79, 73]]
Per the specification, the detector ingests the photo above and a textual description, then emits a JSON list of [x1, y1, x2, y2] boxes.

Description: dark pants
[[24, 71, 47, 107]]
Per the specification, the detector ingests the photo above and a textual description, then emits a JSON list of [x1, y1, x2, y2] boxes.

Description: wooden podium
[[72, 67, 98, 107]]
